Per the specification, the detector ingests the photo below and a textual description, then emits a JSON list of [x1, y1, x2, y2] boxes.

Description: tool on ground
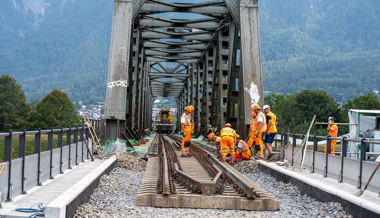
[[85, 114, 102, 149], [354, 162, 380, 197], [290, 115, 316, 170], [300, 115, 317, 169], [82, 114, 102, 152], [271, 141, 291, 162]]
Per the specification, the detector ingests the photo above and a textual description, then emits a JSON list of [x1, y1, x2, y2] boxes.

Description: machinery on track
[[154, 109, 173, 134]]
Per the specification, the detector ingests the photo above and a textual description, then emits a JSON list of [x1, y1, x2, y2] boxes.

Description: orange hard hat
[[208, 133, 214, 141], [185, 106, 191, 112], [225, 123, 232, 127], [189, 105, 194, 112], [252, 104, 260, 110], [251, 111, 257, 118]]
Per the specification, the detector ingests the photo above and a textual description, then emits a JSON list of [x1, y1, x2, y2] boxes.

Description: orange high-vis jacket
[[235, 141, 251, 160], [181, 113, 192, 132], [329, 124, 338, 143], [255, 112, 267, 133]]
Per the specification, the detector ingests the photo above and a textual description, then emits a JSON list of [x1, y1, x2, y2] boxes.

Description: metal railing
[[276, 132, 380, 190], [0, 126, 93, 202]]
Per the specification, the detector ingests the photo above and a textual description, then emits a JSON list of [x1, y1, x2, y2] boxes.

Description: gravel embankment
[[115, 152, 147, 171], [74, 153, 352, 217]]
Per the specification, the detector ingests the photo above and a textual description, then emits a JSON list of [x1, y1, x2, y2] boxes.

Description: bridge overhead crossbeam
[[105, 0, 263, 140]]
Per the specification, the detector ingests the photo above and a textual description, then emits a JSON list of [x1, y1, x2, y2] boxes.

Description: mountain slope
[[0, 0, 379, 105]]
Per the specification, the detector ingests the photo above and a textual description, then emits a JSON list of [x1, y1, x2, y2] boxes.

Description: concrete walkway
[[0, 157, 115, 218]]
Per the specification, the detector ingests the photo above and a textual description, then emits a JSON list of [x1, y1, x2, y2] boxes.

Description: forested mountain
[[0, 0, 379, 105]]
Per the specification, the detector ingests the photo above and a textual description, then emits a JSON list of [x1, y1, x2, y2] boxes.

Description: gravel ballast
[[115, 152, 147, 171], [74, 154, 352, 217]]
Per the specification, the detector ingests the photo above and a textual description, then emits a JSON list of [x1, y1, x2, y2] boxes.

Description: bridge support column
[[238, 0, 263, 138], [104, 0, 134, 140]]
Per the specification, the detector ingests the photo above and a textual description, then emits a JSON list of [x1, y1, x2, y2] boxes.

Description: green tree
[[0, 75, 29, 131], [264, 90, 346, 134], [344, 92, 380, 110], [30, 89, 81, 129], [265, 93, 296, 132], [294, 90, 341, 125]]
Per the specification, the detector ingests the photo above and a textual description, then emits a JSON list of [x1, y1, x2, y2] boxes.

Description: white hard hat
[[263, 105, 270, 110]]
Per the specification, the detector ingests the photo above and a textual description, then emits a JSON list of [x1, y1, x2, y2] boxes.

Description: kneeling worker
[[220, 123, 237, 164], [234, 135, 251, 162]]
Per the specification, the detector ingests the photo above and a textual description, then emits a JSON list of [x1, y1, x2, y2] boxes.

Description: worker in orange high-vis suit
[[263, 105, 277, 160], [220, 123, 236, 164], [247, 111, 257, 153], [234, 135, 251, 162], [181, 106, 193, 157], [252, 104, 267, 159], [325, 117, 338, 155]]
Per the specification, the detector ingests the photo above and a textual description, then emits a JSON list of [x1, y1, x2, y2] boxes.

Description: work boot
[[255, 155, 264, 160], [266, 154, 273, 160]]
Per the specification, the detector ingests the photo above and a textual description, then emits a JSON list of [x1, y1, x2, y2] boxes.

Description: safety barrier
[[0, 126, 93, 203], [277, 133, 380, 193]]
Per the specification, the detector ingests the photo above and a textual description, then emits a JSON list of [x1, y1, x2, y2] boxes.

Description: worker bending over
[[234, 135, 251, 162], [208, 133, 221, 158], [220, 123, 237, 164], [325, 117, 338, 155], [247, 111, 257, 154], [181, 106, 193, 157], [263, 105, 277, 160], [252, 105, 267, 159]]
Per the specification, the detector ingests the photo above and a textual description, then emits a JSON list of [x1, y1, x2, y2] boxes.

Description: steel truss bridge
[[105, 0, 263, 140]]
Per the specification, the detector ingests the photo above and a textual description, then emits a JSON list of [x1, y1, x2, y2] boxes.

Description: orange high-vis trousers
[[324, 140, 336, 155], [247, 134, 256, 149], [254, 131, 264, 159], [181, 129, 192, 156], [220, 136, 235, 157]]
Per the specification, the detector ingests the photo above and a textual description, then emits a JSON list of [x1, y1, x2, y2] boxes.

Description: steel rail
[[168, 135, 259, 199], [162, 135, 223, 195]]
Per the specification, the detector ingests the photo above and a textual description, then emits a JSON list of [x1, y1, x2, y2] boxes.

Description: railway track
[[137, 134, 280, 211]]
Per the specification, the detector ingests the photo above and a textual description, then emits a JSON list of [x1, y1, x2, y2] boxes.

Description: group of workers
[[180, 104, 278, 162], [180, 104, 339, 161], [207, 104, 278, 163]]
